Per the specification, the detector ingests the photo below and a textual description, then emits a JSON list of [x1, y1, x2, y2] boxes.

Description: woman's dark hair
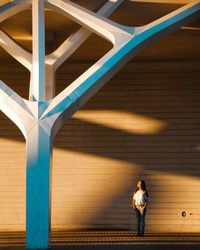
[[136, 180, 149, 197]]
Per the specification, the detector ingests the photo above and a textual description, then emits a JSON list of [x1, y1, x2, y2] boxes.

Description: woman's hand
[[141, 203, 147, 214], [141, 207, 145, 215], [132, 199, 136, 211]]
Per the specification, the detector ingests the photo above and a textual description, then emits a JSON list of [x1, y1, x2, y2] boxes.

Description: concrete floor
[[0, 231, 199, 250]]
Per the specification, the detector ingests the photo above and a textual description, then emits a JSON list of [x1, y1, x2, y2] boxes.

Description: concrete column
[[32, 0, 45, 101], [26, 123, 51, 250]]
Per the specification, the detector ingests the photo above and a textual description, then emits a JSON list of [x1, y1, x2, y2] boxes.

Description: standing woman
[[132, 180, 149, 236]]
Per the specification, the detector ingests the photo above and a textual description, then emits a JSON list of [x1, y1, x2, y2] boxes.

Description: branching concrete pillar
[[0, 0, 199, 249]]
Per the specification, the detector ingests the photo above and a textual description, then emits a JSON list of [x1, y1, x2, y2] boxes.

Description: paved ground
[[0, 231, 199, 249]]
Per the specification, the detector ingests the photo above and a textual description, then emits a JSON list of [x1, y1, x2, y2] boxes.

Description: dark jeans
[[135, 207, 146, 235]]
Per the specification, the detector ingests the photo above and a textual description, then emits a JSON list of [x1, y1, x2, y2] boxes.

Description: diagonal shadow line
[[0, 112, 200, 178], [55, 118, 200, 171]]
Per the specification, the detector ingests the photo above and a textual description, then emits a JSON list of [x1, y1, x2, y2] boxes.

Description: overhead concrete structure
[[0, 0, 200, 249]]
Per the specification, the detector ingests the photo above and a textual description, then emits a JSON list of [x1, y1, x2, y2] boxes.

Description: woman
[[132, 180, 148, 236]]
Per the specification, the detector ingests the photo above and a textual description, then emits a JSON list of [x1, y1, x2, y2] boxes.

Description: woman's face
[[137, 181, 142, 188]]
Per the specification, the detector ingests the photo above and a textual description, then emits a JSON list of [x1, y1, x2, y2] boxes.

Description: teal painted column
[[26, 123, 51, 249]]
